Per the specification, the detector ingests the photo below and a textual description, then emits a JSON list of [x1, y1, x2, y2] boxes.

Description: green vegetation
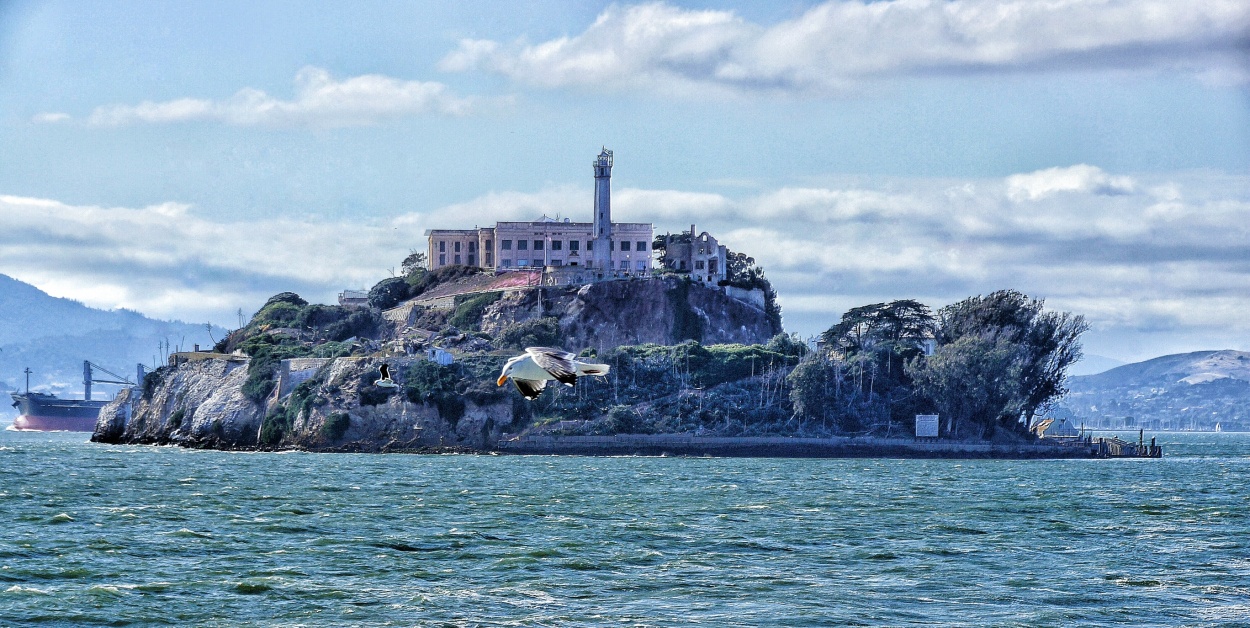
[[321, 412, 351, 441], [786, 291, 1086, 439], [141, 366, 168, 399], [259, 376, 325, 446], [521, 340, 798, 435], [169, 408, 185, 430], [493, 317, 561, 350], [398, 357, 511, 426], [239, 333, 313, 404], [909, 290, 1088, 438], [367, 277, 409, 310], [448, 291, 502, 330], [407, 264, 481, 298]]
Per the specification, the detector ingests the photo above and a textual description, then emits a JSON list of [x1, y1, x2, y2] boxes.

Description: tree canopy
[[909, 290, 1088, 437]]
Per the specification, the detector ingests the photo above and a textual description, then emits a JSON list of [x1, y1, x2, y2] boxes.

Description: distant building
[[425, 149, 654, 282], [428, 347, 454, 365], [658, 225, 728, 286], [338, 289, 369, 307]]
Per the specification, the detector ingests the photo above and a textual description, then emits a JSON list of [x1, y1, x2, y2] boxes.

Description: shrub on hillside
[[322, 412, 351, 441], [406, 264, 483, 299], [448, 291, 502, 331], [368, 277, 410, 310], [493, 317, 561, 350]]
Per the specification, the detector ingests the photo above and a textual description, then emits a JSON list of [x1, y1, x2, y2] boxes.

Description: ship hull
[[10, 393, 107, 432], [11, 414, 99, 432]]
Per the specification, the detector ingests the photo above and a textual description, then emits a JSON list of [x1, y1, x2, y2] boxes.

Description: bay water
[[1, 430, 1247, 626]]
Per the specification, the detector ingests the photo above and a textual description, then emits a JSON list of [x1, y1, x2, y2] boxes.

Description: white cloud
[[0, 194, 417, 324], [1006, 164, 1136, 201], [31, 112, 70, 124], [441, 0, 1250, 95], [4, 165, 1249, 359], [65, 67, 471, 128]]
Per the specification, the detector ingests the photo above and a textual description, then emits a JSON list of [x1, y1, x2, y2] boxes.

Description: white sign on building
[[915, 414, 939, 438]]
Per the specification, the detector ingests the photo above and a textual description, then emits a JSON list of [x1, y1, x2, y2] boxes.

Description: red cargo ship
[[10, 391, 107, 431], [8, 363, 136, 432]]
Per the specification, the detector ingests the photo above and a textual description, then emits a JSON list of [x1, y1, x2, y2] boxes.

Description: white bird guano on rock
[[496, 347, 610, 400]]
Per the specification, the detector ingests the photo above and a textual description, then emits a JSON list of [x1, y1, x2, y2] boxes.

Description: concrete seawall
[[496, 434, 1097, 459]]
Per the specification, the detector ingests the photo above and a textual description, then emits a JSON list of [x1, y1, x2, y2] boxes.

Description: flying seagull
[[375, 363, 399, 389], [497, 347, 610, 400]]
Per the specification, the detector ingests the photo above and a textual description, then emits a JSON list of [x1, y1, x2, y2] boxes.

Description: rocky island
[[92, 247, 1117, 458]]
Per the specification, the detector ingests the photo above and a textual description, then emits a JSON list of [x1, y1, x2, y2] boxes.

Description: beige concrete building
[[424, 148, 654, 281], [658, 224, 728, 286]]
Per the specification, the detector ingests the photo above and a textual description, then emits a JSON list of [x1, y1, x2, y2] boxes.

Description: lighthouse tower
[[592, 147, 613, 274]]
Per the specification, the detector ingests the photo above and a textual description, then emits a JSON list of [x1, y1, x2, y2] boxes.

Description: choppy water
[[1, 430, 1247, 626]]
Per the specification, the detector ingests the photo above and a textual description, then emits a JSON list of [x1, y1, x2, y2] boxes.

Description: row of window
[[438, 240, 494, 253], [437, 239, 648, 255], [500, 239, 647, 252], [438, 253, 489, 266], [499, 259, 648, 270]]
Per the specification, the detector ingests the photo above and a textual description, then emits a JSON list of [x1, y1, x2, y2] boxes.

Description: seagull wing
[[512, 378, 547, 400], [525, 347, 578, 385]]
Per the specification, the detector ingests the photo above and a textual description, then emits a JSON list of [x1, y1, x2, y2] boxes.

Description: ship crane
[[83, 361, 135, 401]]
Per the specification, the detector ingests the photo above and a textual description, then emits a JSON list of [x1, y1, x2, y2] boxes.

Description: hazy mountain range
[[0, 274, 227, 417], [1059, 350, 1250, 431]]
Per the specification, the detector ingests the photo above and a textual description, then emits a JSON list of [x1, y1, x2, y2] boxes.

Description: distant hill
[[1059, 350, 1250, 431], [0, 274, 227, 417], [1067, 354, 1126, 377]]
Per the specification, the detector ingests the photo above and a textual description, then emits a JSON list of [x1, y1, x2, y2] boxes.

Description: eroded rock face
[[93, 358, 260, 448], [480, 276, 774, 352], [92, 356, 515, 452]]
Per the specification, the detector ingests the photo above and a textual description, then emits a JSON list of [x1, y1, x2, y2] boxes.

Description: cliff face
[[92, 356, 514, 451], [479, 276, 775, 351], [93, 358, 260, 447]]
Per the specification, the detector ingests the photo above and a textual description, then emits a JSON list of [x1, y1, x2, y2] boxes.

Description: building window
[[485, 239, 492, 250], [551, 259, 562, 266], [454, 254, 461, 264], [454, 241, 461, 253], [696, 260, 705, 270], [637, 241, 647, 251], [586, 241, 594, 251], [619, 260, 629, 269], [468, 254, 476, 266], [468, 241, 476, 253], [486, 251, 493, 266], [502, 259, 513, 268], [610, 240, 615, 251], [551, 240, 562, 251], [518, 259, 529, 267], [570, 240, 580, 251], [621, 241, 630, 251], [439, 253, 446, 265], [439, 241, 446, 252], [518, 240, 528, 251], [636, 260, 647, 270], [533, 240, 544, 251], [680, 260, 687, 270], [708, 259, 717, 274], [502, 239, 512, 250]]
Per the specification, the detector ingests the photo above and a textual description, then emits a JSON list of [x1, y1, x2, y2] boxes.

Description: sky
[[0, 0, 1247, 363]]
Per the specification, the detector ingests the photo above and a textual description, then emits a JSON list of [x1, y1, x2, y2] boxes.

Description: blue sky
[[1, 0, 1248, 363]]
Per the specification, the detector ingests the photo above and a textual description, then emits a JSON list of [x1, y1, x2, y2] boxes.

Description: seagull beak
[[497, 375, 508, 386]]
